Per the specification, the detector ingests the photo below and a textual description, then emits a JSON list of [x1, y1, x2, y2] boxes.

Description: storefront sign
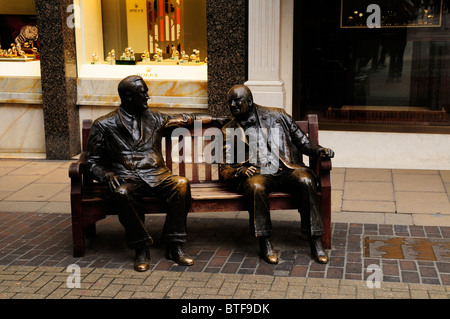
[[126, 0, 149, 53], [137, 67, 159, 79]]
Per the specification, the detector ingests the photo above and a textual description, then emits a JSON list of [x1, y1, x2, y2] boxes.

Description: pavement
[[0, 159, 449, 304]]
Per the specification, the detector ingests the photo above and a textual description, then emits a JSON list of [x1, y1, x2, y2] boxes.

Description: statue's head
[[227, 85, 254, 119], [118, 75, 149, 115]]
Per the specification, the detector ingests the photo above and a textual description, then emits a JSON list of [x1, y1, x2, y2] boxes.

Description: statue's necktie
[[131, 116, 140, 141]]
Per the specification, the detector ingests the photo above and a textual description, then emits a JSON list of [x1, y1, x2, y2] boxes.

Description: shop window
[[0, 1, 40, 77], [75, 0, 207, 80], [295, 0, 450, 131]]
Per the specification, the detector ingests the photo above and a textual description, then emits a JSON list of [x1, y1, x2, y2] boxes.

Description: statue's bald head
[[227, 85, 253, 103], [227, 85, 254, 119]]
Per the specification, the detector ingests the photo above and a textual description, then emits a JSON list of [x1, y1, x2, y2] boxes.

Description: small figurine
[[179, 51, 189, 64], [171, 46, 179, 61], [16, 43, 26, 58], [141, 50, 151, 63], [153, 48, 163, 63], [194, 49, 200, 63], [91, 53, 100, 64], [106, 50, 116, 65], [121, 47, 135, 61], [10, 44, 17, 57]]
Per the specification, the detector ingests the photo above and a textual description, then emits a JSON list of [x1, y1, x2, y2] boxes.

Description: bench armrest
[[69, 152, 88, 200], [308, 155, 332, 190], [69, 162, 82, 179], [69, 152, 86, 179], [319, 157, 332, 171]]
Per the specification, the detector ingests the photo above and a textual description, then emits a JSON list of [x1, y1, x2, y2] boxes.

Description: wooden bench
[[69, 114, 332, 257]]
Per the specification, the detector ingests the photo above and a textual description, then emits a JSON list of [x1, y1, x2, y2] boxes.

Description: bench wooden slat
[[178, 135, 186, 176], [165, 137, 173, 171], [192, 135, 199, 183], [204, 138, 212, 181]]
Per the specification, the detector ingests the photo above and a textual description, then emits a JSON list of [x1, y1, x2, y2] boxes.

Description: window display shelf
[[0, 61, 40, 77]]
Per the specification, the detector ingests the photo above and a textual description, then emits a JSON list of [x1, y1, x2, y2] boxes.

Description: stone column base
[[244, 80, 285, 108]]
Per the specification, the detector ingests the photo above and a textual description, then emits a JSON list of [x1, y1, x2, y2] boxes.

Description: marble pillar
[[35, 0, 80, 159], [245, 0, 285, 108], [206, 0, 247, 116]]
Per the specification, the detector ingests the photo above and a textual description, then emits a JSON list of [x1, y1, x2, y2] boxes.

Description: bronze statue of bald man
[[85, 75, 223, 271], [220, 85, 334, 264]]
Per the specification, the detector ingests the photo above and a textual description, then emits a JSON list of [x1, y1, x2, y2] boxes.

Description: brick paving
[[0, 159, 449, 301], [0, 211, 449, 299]]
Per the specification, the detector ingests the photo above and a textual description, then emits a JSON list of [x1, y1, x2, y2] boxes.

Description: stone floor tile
[[393, 169, 439, 175], [0, 160, 30, 168], [332, 212, 384, 224], [36, 168, 71, 184], [7, 161, 62, 176], [0, 175, 40, 192], [346, 168, 392, 182], [331, 172, 344, 190], [384, 213, 414, 225], [342, 200, 396, 213], [412, 214, 450, 227], [37, 201, 71, 214], [0, 191, 13, 200], [393, 174, 446, 192], [344, 181, 394, 201], [396, 192, 450, 215], [445, 181, 450, 192], [331, 190, 343, 213], [4, 183, 67, 202], [0, 167, 16, 177], [0, 201, 47, 213]]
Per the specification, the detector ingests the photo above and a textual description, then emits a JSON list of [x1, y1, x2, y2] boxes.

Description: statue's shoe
[[134, 248, 151, 272], [166, 244, 195, 266], [259, 237, 278, 264]]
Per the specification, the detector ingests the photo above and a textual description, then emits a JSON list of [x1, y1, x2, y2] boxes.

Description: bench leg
[[84, 224, 96, 239], [72, 218, 85, 257], [321, 187, 332, 250]]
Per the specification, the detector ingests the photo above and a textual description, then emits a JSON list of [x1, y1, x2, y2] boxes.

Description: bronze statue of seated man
[[85, 75, 225, 271], [219, 85, 335, 264]]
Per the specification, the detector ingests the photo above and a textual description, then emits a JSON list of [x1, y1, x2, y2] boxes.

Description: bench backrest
[[81, 114, 319, 183]]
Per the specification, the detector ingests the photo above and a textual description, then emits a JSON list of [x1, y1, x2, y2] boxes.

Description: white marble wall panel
[[0, 76, 42, 104], [0, 104, 45, 154], [77, 78, 208, 109]]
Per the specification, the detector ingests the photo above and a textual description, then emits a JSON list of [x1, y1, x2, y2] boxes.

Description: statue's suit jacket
[[219, 104, 323, 179], [86, 108, 210, 187]]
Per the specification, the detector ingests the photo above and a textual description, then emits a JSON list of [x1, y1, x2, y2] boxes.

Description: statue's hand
[[213, 116, 231, 125], [105, 172, 124, 191], [317, 148, 335, 159], [241, 166, 260, 177]]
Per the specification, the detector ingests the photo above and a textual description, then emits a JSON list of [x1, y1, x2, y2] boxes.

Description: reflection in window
[[297, 0, 450, 127], [341, 0, 443, 28]]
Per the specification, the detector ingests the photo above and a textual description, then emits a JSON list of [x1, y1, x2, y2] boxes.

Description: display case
[[0, 6, 41, 103], [74, 0, 208, 122], [0, 1, 45, 157]]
